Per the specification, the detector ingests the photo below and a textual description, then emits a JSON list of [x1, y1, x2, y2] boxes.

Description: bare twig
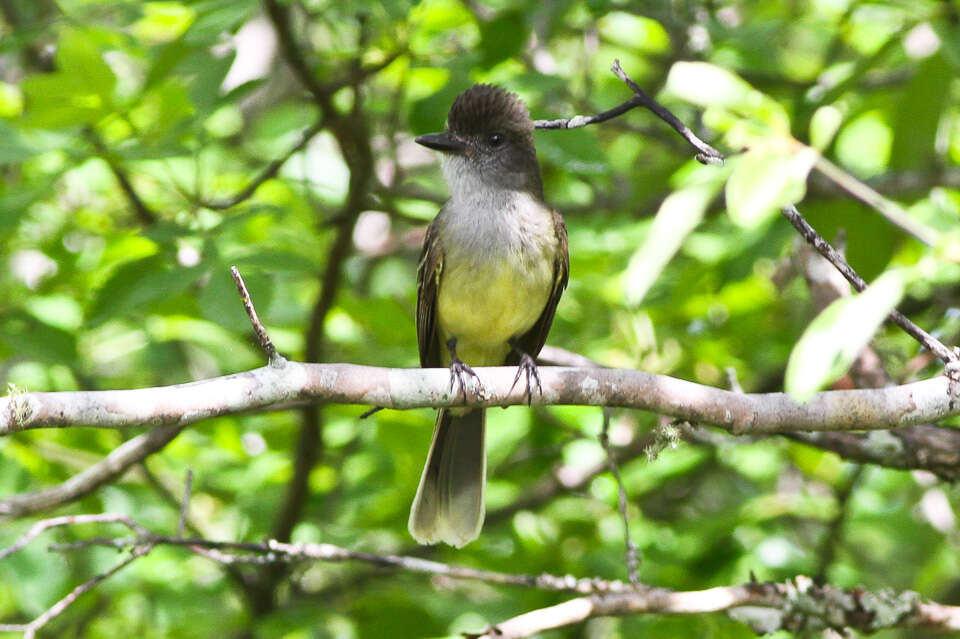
[[599, 409, 641, 585], [534, 60, 725, 166], [472, 575, 953, 638], [230, 266, 283, 365], [780, 204, 957, 365]]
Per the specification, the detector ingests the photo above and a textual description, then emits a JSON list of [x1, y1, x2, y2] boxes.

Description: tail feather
[[408, 409, 486, 547]]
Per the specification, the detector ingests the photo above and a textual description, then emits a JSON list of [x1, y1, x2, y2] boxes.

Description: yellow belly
[[437, 256, 553, 366]]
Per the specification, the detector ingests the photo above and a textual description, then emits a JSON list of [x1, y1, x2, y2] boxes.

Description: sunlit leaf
[[623, 164, 728, 306], [785, 270, 906, 402], [725, 146, 818, 228]]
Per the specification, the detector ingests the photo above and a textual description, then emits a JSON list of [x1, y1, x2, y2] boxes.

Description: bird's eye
[[487, 133, 504, 147]]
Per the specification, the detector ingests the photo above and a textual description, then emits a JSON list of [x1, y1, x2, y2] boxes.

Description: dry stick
[[534, 60, 725, 166], [780, 204, 957, 365], [599, 409, 641, 585], [230, 266, 283, 365]]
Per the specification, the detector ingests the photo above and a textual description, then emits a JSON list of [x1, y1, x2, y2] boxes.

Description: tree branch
[[0, 424, 185, 520], [534, 60, 725, 166], [780, 204, 958, 365], [1, 362, 956, 436], [6, 514, 960, 637], [230, 266, 282, 365], [472, 575, 957, 638]]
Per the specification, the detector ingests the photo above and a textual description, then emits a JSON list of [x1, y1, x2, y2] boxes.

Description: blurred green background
[[1, 0, 960, 637]]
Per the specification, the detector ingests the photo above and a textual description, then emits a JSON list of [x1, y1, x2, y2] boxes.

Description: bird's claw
[[449, 357, 482, 404], [510, 352, 542, 406]]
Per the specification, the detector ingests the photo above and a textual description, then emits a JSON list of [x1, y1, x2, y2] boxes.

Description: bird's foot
[[446, 338, 483, 403], [510, 351, 542, 406]]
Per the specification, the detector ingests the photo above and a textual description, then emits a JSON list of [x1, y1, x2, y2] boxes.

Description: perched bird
[[409, 85, 569, 547]]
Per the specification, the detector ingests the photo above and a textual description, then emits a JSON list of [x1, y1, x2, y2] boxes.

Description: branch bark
[[6, 514, 960, 637], [1, 362, 956, 436]]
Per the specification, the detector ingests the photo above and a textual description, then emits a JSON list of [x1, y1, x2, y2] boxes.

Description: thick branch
[[1, 363, 956, 436]]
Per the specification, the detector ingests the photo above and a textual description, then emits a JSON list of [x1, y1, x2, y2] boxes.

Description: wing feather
[[417, 217, 445, 368]]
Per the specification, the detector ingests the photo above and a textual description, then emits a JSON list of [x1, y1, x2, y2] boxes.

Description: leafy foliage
[[1, 0, 960, 637]]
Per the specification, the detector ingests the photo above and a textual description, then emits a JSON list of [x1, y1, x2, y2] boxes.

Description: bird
[[408, 84, 569, 547]]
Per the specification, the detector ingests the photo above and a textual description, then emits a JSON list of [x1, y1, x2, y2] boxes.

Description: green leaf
[[665, 61, 788, 130], [725, 146, 818, 228], [623, 164, 728, 306], [785, 270, 906, 402], [230, 250, 318, 274], [55, 28, 116, 100], [890, 52, 951, 170], [478, 10, 527, 68], [0, 121, 39, 165], [0, 311, 78, 365], [809, 105, 843, 151], [87, 256, 203, 326]]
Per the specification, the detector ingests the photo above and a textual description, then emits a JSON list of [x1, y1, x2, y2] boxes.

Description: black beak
[[415, 132, 466, 154]]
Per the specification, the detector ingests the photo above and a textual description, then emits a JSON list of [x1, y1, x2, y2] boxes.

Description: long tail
[[408, 408, 486, 548]]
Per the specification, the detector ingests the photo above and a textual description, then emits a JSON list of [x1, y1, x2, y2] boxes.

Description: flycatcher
[[409, 84, 569, 547]]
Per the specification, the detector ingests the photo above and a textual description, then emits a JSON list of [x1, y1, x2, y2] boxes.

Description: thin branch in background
[[0, 546, 148, 639], [86, 130, 158, 226], [814, 156, 941, 248], [610, 59, 725, 165], [230, 266, 283, 365], [814, 465, 864, 582], [201, 117, 326, 210], [9, 513, 960, 637], [0, 513, 147, 561], [534, 60, 725, 166], [0, 423, 185, 520], [177, 469, 193, 538], [258, 2, 379, 618], [261, 0, 330, 106], [488, 432, 656, 525], [780, 204, 957, 365], [599, 408, 641, 585]]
